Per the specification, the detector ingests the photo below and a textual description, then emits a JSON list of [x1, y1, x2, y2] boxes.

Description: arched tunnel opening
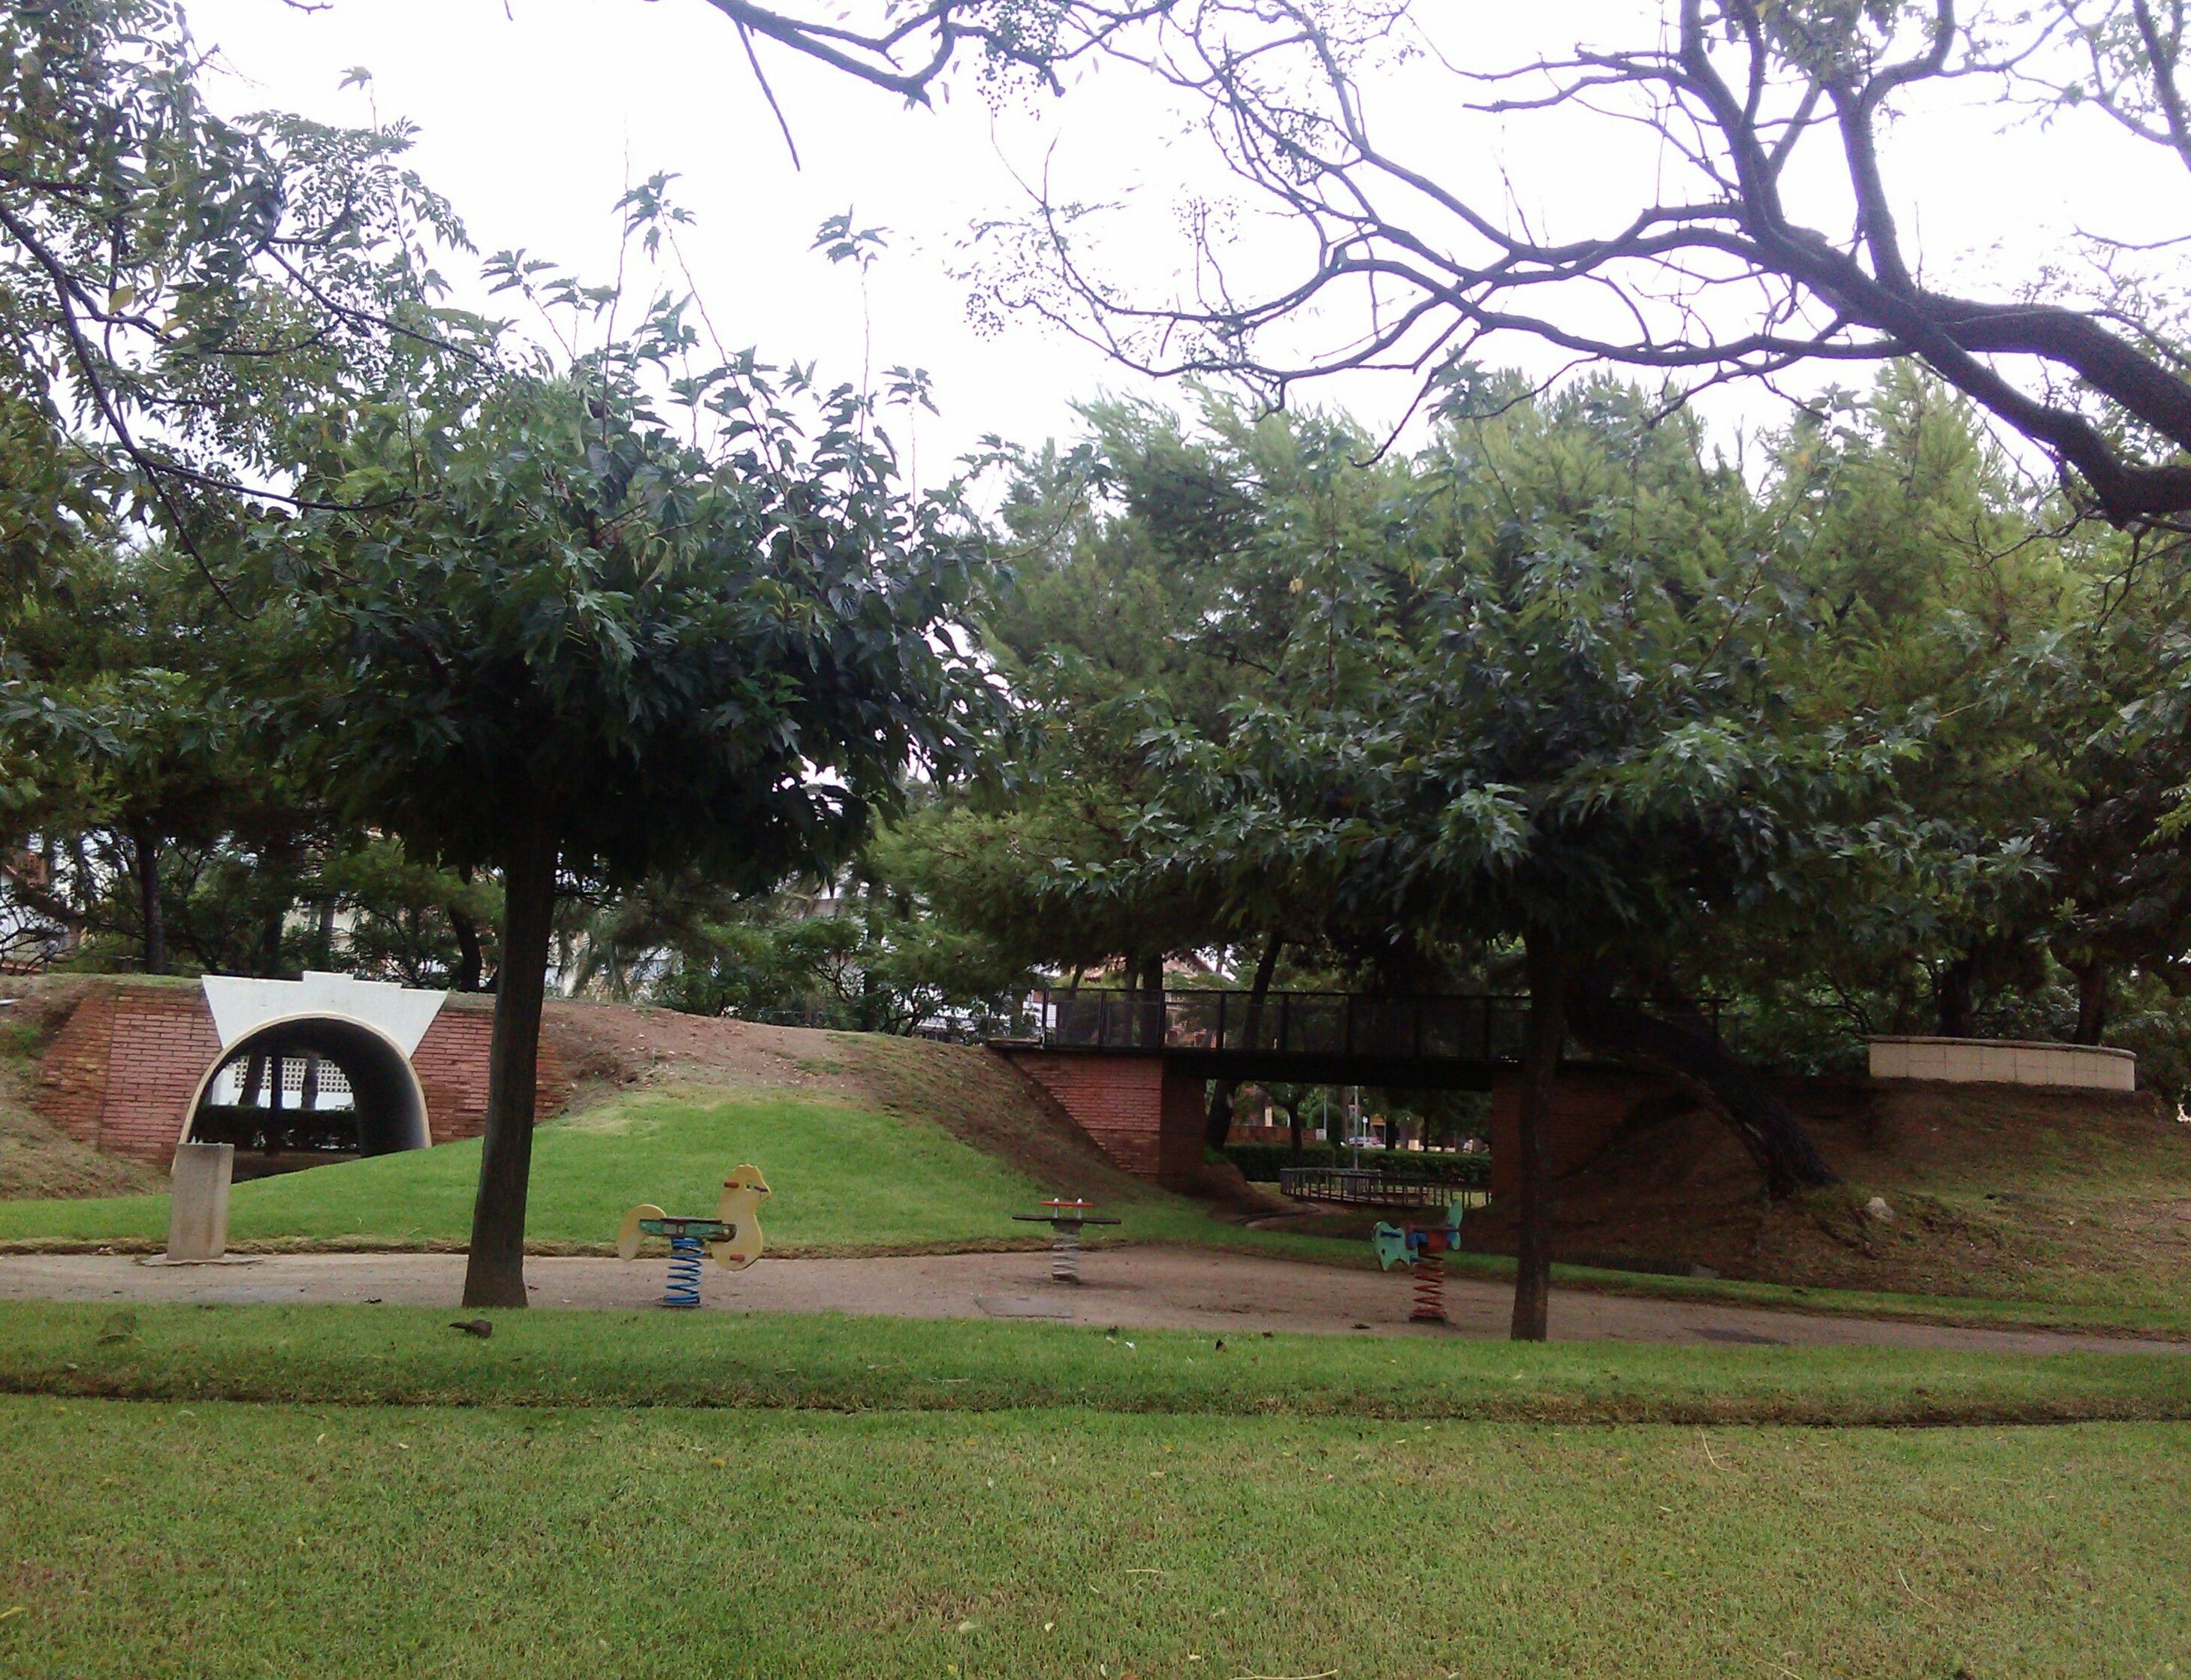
[[186, 1015, 430, 1180]]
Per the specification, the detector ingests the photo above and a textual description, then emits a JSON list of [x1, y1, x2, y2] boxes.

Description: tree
[[1, 538, 272, 973], [0, 2, 472, 570], [263, 284, 988, 1307], [1094, 380, 1922, 1335]]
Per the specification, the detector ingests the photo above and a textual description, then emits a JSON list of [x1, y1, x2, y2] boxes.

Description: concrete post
[[167, 1142, 234, 1261]]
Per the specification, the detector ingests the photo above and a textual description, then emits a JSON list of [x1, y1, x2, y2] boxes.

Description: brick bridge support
[[993, 1048, 1206, 1189]]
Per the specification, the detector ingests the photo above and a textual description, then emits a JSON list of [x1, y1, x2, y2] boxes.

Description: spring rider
[[1011, 1198, 1121, 1283], [616, 1165, 771, 1308], [1372, 1197, 1478, 1324]]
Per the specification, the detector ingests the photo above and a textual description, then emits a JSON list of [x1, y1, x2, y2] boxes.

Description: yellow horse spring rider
[[616, 1165, 770, 1308]]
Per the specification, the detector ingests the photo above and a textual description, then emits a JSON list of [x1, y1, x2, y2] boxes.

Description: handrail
[[1031, 987, 1722, 1060]]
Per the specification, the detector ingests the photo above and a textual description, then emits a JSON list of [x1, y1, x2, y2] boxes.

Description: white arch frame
[[177, 1010, 433, 1152]]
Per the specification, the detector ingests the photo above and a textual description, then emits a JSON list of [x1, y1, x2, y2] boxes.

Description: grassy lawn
[[0, 1394, 2183, 1678], [0, 1089, 1243, 1254], [5, 1301, 2186, 1425]]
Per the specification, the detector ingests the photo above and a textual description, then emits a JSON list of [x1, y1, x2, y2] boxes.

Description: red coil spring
[[1408, 1253, 1446, 1323]]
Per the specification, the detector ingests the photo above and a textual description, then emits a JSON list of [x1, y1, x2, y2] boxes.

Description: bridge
[[990, 988, 1721, 1193]]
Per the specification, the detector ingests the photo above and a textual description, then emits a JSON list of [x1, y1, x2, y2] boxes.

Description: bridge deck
[[1016, 988, 1718, 1088]]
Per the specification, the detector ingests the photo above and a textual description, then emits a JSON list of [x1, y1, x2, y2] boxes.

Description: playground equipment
[[616, 1165, 771, 1308], [1372, 1195, 1486, 1323], [1011, 1198, 1121, 1283]]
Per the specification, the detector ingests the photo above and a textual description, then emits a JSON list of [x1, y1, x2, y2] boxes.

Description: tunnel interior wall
[[189, 1016, 431, 1156]]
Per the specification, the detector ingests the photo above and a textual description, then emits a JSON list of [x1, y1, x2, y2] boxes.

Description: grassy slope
[[1, 1395, 2184, 1678], [4, 1301, 2185, 1425], [0, 1087, 1247, 1253]]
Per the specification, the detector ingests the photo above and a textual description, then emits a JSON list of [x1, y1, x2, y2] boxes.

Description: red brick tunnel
[[36, 980, 563, 1172]]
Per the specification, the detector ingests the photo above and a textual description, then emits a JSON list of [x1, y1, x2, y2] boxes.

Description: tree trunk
[[1287, 1100, 1304, 1161], [1935, 956, 1976, 1038], [449, 862, 485, 992], [1132, 952, 1166, 1048], [449, 900, 484, 993], [258, 908, 285, 977], [1205, 933, 1284, 1148], [1511, 931, 1568, 1342], [461, 810, 558, 1310], [2074, 961, 2109, 1045], [315, 898, 337, 970], [264, 1052, 284, 1152], [131, 821, 165, 975]]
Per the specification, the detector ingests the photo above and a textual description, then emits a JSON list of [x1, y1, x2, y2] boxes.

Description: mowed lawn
[[0, 1394, 2183, 1678], [0, 1090, 1136, 1252], [6, 1301, 2188, 1425]]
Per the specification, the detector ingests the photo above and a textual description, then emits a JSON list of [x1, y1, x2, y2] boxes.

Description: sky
[[184, 0, 2187, 481]]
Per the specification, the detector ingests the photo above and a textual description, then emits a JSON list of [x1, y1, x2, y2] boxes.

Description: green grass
[[5, 1301, 2186, 1425], [1, 1395, 2185, 1678], [0, 1089, 1194, 1253]]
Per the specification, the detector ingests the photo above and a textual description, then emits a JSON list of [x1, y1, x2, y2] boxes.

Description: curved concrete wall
[[1868, 1036, 2135, 1091]]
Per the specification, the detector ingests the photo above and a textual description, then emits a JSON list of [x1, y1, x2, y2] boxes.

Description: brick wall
[[995, 1048, 1206, 1187], [34, 982, 117, 1149], [34, 981, 566, 1169], [1486, 1065, 1678, 1203], [36, 984, 224, 1164], [412, 1003, 565, 1146]]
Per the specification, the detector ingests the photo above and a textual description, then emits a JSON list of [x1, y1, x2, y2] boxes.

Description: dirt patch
[[539, 999, 874, 1106]]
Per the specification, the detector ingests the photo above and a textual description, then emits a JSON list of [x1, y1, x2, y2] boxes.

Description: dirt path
[[0, 1249, 2176, 1354]]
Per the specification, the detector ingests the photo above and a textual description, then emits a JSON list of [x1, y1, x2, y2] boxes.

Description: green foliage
[[262, 325, 988, 900], [649, 876, 1031, 1034], [0, 0, 475, 521], [910, 369, 2191, 1099]]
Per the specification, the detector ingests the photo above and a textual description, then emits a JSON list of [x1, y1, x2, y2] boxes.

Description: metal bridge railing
[[1276, 1167, 1490, 1209], [1032, 987, 1721, 1063]]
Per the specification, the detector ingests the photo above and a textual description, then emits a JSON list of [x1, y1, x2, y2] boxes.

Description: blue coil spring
[[662, 1232, 705, 1309]]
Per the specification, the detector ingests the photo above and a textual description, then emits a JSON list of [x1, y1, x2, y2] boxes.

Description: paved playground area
[[0, 1248, 2177, 1353]]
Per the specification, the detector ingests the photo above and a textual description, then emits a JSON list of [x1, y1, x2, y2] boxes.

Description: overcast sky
[[186, 0, 2186, 481]]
